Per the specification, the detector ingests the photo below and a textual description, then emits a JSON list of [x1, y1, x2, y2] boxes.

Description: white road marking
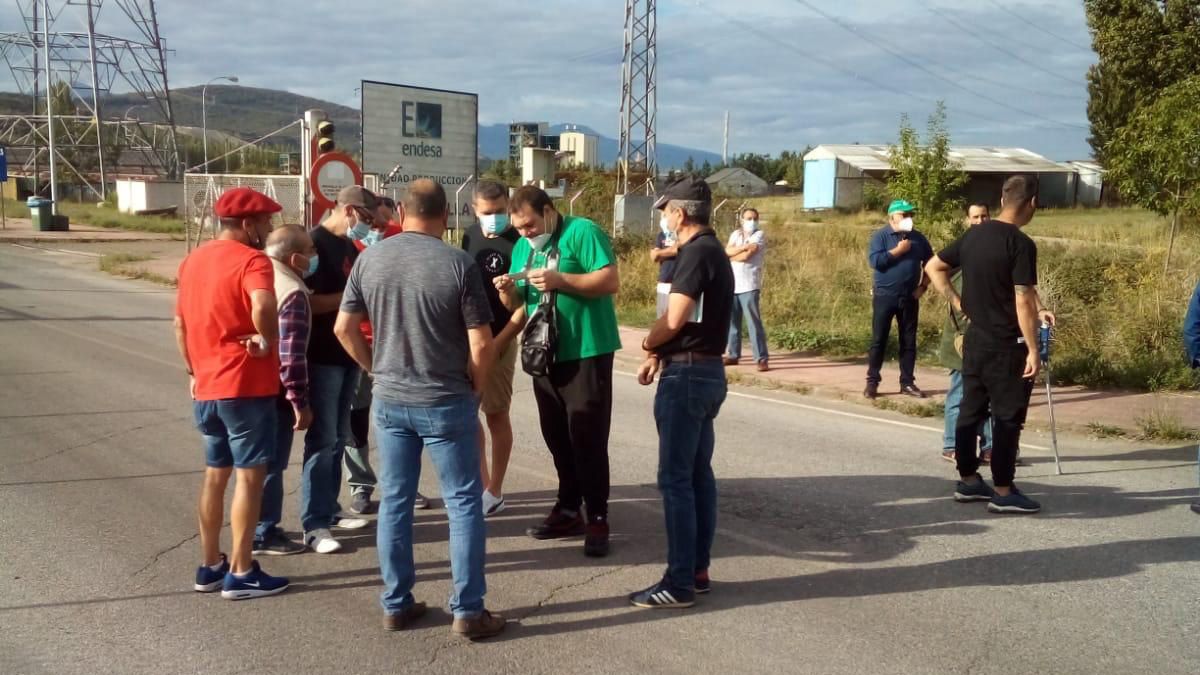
[[613, 368, 1052, 452]]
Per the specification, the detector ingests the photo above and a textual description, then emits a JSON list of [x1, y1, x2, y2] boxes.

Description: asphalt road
[[1, 243, 1198, 675]]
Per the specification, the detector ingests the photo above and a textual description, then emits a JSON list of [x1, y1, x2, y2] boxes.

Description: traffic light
[[315, 119, 336, 154]]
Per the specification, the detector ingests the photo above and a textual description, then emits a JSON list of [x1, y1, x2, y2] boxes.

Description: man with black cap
[[301, 185, 374, 555], [175, 186, 289, 599], [865, 199, 934, 399], [630, 176, 734, 609]]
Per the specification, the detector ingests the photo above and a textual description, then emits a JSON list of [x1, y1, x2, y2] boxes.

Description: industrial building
[[559, 127, 600, 168], [802, 145, 1102, 210], [509, 122, 559, 168]]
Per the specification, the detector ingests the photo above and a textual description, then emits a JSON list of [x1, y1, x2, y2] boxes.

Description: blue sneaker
[[953, 477, 995, 503], [220, 561, 289, 600], [988, 486, 1042, 514], [194, 553, 229, 593]]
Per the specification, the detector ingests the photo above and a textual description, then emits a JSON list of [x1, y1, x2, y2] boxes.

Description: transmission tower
[[0, 0, 181, 201], [618, 0, 656, 195]]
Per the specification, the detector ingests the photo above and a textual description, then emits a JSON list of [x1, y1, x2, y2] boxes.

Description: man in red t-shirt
[[174, 187, 289, 600]]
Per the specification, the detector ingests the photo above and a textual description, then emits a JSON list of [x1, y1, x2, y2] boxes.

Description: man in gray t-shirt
[[334, 179, 505, 639]]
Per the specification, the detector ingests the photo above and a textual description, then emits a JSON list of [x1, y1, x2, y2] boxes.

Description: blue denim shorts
[[193, 396, 277, 469]]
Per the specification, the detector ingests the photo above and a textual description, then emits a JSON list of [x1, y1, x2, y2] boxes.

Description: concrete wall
[[521, 147, 557, 187], [116, 179, 183, 214]]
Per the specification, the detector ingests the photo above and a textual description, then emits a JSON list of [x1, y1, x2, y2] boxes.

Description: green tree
[[1106, 75, 1200, 271], [1085, 0, 1200, 165], [885, 102, 968, 242], [682, 156, 696, 175]]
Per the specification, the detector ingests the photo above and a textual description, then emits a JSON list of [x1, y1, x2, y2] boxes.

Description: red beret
[[215, 187, 283, 219]]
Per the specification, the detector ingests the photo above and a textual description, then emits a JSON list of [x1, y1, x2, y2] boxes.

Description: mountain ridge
[[0, 85, 723, 168]]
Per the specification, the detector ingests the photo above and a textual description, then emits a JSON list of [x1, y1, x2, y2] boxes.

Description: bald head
[[266, 224, 315, 274], [402, 179, 449, 236]]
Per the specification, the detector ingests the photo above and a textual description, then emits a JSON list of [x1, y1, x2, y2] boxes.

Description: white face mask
[[659, 215, 671, 235], [527, 232, 552, 250], [742, 219, 759, 233], [898, 217, 914, 233]]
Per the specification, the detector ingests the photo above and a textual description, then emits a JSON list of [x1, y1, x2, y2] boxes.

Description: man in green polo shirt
[[495, 186, 621, 557]]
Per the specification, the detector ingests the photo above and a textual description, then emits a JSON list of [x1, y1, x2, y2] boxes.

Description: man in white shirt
[[724, 207, 770, 372]]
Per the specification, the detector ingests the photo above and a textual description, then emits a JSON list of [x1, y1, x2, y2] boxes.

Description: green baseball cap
[[887, 199, 916, 215]]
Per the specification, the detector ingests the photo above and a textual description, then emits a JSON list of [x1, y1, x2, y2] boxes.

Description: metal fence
[[183, 173, 305, 249]]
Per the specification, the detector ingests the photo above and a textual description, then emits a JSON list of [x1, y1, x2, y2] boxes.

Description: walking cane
[[1039, 321, 1063, 475]]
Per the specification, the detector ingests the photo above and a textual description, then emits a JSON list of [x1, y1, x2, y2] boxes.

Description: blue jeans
[[257, 396, 295, 542], [943, 369, 993, 452], [193, 396, 276, 469], [654, 360, 727, 591], [727, 290, 769, 363], [302, 363, 361, 532], [373, 394, 486, 619]]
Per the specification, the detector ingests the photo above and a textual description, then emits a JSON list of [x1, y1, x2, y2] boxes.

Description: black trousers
[[531, 353, 614, 518], [955, 344, 1034, 487], [866, 293, 920, 386]]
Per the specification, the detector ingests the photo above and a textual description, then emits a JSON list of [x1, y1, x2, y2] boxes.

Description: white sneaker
[[333, 516, 370, 530], [482, 490, 506, 517], [304, 528, 342, 554]]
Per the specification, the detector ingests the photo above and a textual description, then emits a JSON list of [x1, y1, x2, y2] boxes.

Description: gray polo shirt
[[341, 232, 493, 406]]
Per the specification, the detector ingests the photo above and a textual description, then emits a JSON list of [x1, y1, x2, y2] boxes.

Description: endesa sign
[[361, 80, 479, 226]]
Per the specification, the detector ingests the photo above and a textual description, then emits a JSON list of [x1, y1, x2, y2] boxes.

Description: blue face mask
[[480, 213, 510, 235], [347, 220, 371, 242], [362, 229, 384, 248], [304, 253, 319, 278]]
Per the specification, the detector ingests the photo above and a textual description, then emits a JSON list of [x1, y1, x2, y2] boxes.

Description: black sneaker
[[253, 529, 305, 556], [954, 477, 995, 503], [414, 492, 432, 510], [629, 579, 696, 609], [694, 571, 711, 594], [988, 486, 1042, 514], [349, 491, 375, 515], [583, 514, 609, 557], [526, 505, 585, 540]]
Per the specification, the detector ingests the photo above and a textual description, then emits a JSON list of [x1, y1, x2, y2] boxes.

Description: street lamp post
[[201, 75, 238, 174]]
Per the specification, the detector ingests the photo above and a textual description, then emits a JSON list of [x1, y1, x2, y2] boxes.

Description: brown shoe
[[864, 382, 879, 399], [583, 516, 610, 558], [526, 505, 585, 540], [452, 609, 506, 640], [722, 356, 739, 366], [756, 359, 769, 372], [383, 601, 428, 631]]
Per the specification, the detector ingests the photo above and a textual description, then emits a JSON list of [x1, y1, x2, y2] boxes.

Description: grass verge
[[99, 253, 176, 287]]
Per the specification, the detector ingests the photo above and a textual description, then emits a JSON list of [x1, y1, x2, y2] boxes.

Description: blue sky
[[1, 0, 1096, 159]]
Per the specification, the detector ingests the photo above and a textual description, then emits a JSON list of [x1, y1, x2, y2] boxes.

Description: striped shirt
[[278, 292, 311, 409]]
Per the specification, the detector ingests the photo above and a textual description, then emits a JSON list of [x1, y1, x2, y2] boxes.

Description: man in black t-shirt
[[300, 185, 374, 553], [461, 180, 523, 517], [926, 175, 1046, 515], [630, 176, 734, 609]]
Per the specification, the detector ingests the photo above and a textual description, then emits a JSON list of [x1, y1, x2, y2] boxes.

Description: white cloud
[[0, 0, 1098, 159]]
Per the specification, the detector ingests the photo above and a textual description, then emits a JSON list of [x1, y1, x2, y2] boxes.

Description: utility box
[[613, 194, 656, 236]]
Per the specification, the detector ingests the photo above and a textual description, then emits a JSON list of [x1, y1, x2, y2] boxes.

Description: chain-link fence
[[183, 173, 305, 248]]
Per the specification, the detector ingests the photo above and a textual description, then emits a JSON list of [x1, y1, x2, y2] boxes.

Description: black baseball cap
[[653, 176, 712, 210]]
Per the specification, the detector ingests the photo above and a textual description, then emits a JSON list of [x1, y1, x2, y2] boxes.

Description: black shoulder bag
[[520, 241, 561, 378]]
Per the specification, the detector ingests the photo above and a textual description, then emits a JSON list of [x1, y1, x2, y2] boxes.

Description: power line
[[981, 0, 1093, 52], [788, 0, 1087, 130], [688, 0, 1016, 128], [931, 5, 1085, 87]]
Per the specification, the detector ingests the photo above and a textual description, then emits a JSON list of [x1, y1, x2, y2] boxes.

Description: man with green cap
[[865, 199, 933, 399]]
